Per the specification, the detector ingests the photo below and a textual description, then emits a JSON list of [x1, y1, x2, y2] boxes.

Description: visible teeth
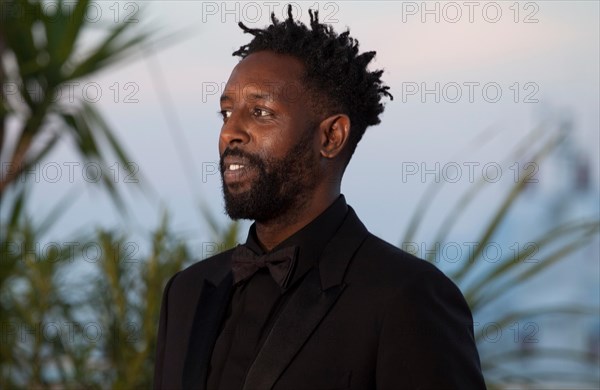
[[229, 164, 244, 171]]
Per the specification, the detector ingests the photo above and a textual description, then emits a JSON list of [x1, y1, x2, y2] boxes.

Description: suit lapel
[[182, 270, 233, 390], [242, 207, 369, 390]]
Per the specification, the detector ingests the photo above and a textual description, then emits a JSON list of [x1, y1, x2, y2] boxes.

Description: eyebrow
[[220, 92, 274, 104]]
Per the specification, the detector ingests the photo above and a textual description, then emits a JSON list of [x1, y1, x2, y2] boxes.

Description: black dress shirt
[[206, 196, 349, 390]]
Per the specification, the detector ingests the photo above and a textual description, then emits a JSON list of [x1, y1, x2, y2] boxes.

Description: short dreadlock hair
[[232, 5, 393, 166]]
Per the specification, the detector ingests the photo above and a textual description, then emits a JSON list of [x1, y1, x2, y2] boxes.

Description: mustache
[[219, 147, 265, 174]]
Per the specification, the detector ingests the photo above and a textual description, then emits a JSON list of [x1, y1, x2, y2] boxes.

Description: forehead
[[222, 51, 307, 103]]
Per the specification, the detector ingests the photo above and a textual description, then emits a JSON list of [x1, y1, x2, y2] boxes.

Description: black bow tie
[[231, 245, 298, 288]]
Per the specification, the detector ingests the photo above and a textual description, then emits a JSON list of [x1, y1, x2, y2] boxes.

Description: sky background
[[14, 0, 599, 261]]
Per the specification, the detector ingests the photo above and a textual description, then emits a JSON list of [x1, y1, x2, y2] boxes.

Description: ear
[[319, 114, 351, 159]]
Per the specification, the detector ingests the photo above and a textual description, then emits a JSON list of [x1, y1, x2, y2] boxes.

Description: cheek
[[256, 128, 291, 158]]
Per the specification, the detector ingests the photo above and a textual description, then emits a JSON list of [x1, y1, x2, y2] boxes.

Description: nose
[[219, 109, 250, 151]]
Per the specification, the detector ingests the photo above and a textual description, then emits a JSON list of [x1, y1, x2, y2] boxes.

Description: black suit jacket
[[153, 206, 486, 389]]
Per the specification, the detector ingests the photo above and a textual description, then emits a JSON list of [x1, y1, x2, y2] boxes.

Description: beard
[[220, 130, 319, 223]]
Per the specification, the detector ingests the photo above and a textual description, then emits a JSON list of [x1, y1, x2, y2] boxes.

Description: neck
[[255, 188, 340, 251]]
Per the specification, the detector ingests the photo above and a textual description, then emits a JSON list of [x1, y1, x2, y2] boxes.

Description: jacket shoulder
[[348, 232, 467, 300], [357, 233, 445, 279]]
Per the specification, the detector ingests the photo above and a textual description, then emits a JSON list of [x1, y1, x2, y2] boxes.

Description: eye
[[252, 107, 271, 118], [218, 109, 232, 121]]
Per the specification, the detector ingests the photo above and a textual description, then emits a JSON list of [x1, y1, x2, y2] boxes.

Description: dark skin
[[219, 50, 351, 251]]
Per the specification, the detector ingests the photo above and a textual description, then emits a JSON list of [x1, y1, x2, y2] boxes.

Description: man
[[154, 7, 486, 390]]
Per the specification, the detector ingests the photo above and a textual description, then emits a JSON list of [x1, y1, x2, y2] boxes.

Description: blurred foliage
[[0, 0, 153, 205], [1, 0, 154, 382], [1, 207, 189, 388], [1, 0, 598, 389], [0, 0, 201, 387], [401, 120, 600, 388]]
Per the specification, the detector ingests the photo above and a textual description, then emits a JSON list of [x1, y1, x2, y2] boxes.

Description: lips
[[222, 156, 255, 185]]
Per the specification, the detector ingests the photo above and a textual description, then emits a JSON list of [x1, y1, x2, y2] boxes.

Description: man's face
[[218, 51, 321, 222]]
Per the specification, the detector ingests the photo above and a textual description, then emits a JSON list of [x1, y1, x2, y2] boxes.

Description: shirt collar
[[243, 194, 349, 291]]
